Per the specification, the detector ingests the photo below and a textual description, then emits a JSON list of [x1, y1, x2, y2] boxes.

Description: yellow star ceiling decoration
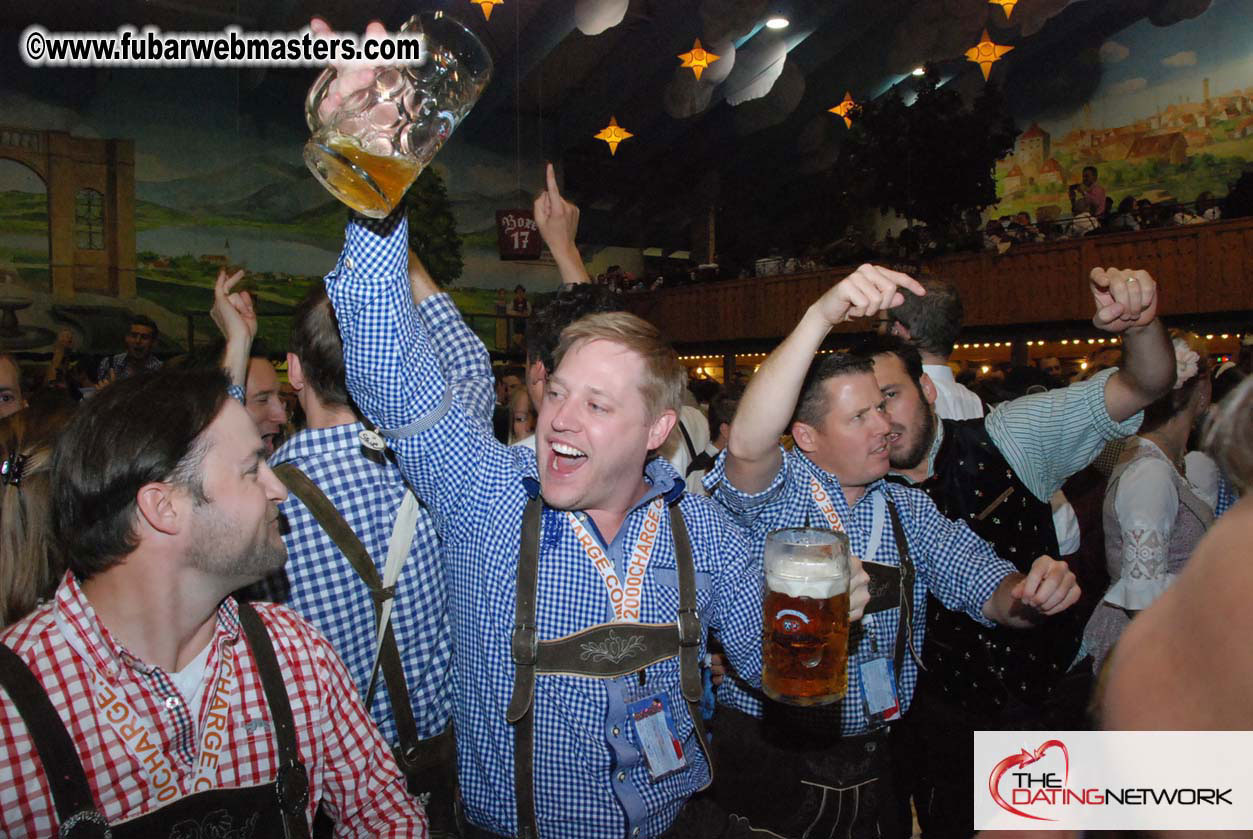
[[594, 117, 633, 156], [989, 0, 1018, 19], [470, 0, 503, 21], [678, 39, 721, 80], [828, 91, 857, 128], [965, 29, 1014, 81]]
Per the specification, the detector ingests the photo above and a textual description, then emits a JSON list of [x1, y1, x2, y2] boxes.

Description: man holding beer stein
[[311, 18, 873, 839], [704, 264, 1081, 838]]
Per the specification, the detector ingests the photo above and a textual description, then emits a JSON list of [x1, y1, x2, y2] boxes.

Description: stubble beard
[[889, 406, 936, 471]]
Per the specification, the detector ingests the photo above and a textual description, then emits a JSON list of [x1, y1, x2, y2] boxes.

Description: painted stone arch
[[0, 126, 135, 299]]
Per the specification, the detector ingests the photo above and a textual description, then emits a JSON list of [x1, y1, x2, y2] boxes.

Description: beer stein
[[762, 527, 851, 706], [303, 12, 492, 218]]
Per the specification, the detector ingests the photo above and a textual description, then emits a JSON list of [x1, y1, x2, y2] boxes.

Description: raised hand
[[814, 264, 926, 326], [1089, 267, 1158, 333], [210, 269, 256, 347], [533, 163, 579, 249], [309, 17, 389, 123]]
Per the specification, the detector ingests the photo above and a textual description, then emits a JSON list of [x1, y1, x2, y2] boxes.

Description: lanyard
[[92, 640, 238, 803], [808, 475, 846, 533], [566, 497, 665, 623], [808, 476, 888, 563]]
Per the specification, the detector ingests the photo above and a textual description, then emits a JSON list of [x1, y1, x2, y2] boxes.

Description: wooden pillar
[[723, 351, 735, 385], [1010, 340, 1028, 367]]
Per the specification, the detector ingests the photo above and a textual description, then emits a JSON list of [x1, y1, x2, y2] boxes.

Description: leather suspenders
[[272, 464, 426, 776], [237, 603, 313, 839], [506, 496, 712, 839], [0, 603, 310, 839], [885, 500, 919, 682], [0, 643, 110, 837]]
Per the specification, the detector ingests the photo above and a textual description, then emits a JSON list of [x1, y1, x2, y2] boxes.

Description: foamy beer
[[762, 527, 851, 706]]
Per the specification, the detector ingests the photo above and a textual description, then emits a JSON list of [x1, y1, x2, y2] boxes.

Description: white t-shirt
[[168, 640, 212, 711], [924, 363, 983, 421]]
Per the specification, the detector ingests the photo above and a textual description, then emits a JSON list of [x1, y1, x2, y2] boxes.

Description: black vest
[[905, 419, 1083, 717]]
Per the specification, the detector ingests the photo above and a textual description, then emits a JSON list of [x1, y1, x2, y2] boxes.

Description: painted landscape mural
[[991, 0, 1253, 218]]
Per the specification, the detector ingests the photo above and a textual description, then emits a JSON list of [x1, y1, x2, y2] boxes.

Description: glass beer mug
[[762, 527, 851, 706], [303, 12, 492, 218]]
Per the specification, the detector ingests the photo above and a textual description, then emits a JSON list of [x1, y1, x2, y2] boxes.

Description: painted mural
[[992, 0, 1253, 218], [0, 55, 560, 359]]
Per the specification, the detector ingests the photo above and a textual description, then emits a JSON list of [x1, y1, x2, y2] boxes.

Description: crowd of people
[[1, 33, 1251, 839]]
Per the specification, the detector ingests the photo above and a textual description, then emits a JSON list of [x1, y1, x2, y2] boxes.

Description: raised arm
[[210, 267, 254, 391], [533, 162, 587, 286], [326, 209, 491, 538], [408, 247, 495, 425], [1088, 267, 1174, 421], [726, 265, 925, 493]]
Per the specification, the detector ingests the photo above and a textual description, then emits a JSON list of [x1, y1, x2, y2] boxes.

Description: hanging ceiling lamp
[[678, 39, 721, 80], [470, 0, 503, 21], [965, 29, 1014, 81], [828, 91, 856, 128], [595, 117, 633, 155]]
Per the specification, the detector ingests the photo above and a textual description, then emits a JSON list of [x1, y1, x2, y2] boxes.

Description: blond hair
[[1204, 372, 1253, 495], [1, 397, 75, 627], [554, 312, 685, 420]]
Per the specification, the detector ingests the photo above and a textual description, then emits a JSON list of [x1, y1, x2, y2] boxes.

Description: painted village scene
[[1, 0, 1251, 375]]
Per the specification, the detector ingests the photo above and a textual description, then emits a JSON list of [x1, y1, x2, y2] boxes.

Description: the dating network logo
[[988, 739, 1070, 821], [976, 731, 1249, 831]]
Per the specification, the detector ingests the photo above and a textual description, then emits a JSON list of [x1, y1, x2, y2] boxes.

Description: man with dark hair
[[852, 267, 1175, 838], [493, 364, 526, 443], [0, 353, 25, 418], [96, 313, 161, 386], [686, 388, 737, 495], [705, 264, 1081, 838], [888, 277, 983, 420], [213, 252, 488, 835], [207, 273, 287, 454], [0, 367, 426, 835], [1037, 354, 1063, 383], [1080, 164, 1106, 217]]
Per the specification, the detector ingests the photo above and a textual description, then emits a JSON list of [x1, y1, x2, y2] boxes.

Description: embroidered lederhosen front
[[506, 496, 711, 839], [0, 603, 311, 839]]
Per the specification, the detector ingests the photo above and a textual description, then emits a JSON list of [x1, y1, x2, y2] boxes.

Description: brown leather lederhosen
[[0, 602, 311, 839], [273, 464, 457, 834], [710, 498, 918, 839], [501, 495, 712, 839]]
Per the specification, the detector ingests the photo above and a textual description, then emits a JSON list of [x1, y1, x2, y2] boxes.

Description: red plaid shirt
[[0, 573, 426, 838]]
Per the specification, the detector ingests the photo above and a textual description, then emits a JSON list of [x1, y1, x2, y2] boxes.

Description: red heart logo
[[988, 739, 1070, 821]]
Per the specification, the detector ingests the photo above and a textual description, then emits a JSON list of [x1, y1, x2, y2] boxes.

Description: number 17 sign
[[496, 209, 541, 260]]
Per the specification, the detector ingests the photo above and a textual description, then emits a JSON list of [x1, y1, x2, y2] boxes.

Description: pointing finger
[[546, 162, 560, 200]]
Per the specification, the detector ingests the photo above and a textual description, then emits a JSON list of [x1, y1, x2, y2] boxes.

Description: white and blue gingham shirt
[[325, 210, 764, 839], [246, 292, 485, 747], [269, 423, 453, 745], [705, 448, 1016, 736]]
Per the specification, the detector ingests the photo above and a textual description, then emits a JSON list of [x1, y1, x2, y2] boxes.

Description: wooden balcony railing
[[623, 216, 1253, 346]]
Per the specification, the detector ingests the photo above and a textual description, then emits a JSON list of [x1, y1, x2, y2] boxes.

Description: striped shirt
[[705, 448, 1016, 735], [920, 367, 1143, 502], [0, 573, 425, 837], [325, 210, 764, 839]]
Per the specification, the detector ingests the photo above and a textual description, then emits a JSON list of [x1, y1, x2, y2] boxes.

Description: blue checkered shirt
[[705, 447, 1016, 736], [325, 210, 764, 839], [245, 291, 485, 746]]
